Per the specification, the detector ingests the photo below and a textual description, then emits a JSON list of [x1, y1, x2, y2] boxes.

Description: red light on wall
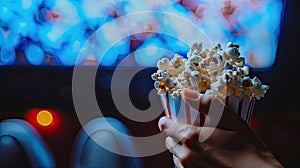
[[25, 108, 60, 134]]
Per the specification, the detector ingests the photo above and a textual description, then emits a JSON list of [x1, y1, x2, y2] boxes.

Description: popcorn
[[252, 76, 269, 100], [152, 41, 269, 100], [169, 54, 186, 77], [187, 42, 203, 58], [151, 71, 163, 81], [157, 58, 170, 70]]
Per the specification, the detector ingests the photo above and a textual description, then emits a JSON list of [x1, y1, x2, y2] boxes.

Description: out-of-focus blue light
[[134, 36, 169, 67], [0, 0, 284, 68], [15, 0, 42, 14], [37, 0, 84, 57], [0, 4, 21, 49], [42, 0, 55, 8], [160, 34, 189, 57], [93, 36, 131, 66], [56, 28, 87, 66], [0, 48, 16, 65], [236, 0, 283, 68], [37, 23, 62, 54], [16, 16, 38, 40], [79, 0, 117, 30], [158, 3, 194, 55], [24, 44, 45, 65], [91, 20, 130, 66]]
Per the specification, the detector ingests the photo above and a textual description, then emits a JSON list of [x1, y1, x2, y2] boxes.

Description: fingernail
[[158, 117, 171, 131], [158, 117, 166, 131]]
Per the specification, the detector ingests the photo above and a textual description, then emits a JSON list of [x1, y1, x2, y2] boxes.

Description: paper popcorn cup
[[160, 92, 207, 126], [226, 95, 256, 124], [160, 92, 255, 126]]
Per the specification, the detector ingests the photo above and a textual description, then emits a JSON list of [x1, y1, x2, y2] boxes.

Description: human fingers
[[182, 88, 215, 114], [158, 117, 201, 144], [158, 116, 229, 145], [166, 127, 231, 168], [182, 89, 244, 130], [166, 137, 187, 159], [168, 137, 201, 168], [173, 155, 184, 168]]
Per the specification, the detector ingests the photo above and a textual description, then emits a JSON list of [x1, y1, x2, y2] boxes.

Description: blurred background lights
[[0, 0, 284, 68], [134, 37, 170, 67], [36, 110, 53, 126], [24, 44, 45, 65]]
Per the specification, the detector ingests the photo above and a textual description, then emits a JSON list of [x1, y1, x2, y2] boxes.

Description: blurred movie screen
[[0, 0, 284, 69]]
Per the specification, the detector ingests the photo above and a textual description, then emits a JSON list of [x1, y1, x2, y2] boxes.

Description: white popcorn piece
[[199, 48, 209, 58], [235, 57, 245, 67], [187, 55, 203, 72], [169, 54, 186, 77], [253, 84, 269, 100], [241, 66, 249, 76], [187, 42, 203, 58], [154, 81, 160, 88], [157, 58, 170, 70], [213, 53, 223, 65], [226, 47, 240, 59], [224, 60, 233, 69], [224, 42, 242, 64], [151, 69, 168, 81], [252, 76, 262, 87], [252, 76, 269, 99], [212, 43, 222, 51]]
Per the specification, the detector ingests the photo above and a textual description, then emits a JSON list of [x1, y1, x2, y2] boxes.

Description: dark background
[[1, 0, 300, 167]]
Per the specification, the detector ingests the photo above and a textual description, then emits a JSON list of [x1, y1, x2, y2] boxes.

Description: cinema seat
[[70, 117, 142, 168], [0, 119, 56, 168]]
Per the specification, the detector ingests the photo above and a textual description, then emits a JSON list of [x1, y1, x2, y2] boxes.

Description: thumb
[[182, 89, 214, 114]]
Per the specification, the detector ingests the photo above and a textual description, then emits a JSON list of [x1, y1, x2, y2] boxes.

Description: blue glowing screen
[[0, 0, 284, 68]]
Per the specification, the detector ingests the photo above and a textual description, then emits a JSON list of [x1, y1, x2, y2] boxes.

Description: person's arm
[[158, 89, 284, 168]]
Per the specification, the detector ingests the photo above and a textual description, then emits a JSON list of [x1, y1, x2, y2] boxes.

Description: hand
[[158, 89, 284, 168]]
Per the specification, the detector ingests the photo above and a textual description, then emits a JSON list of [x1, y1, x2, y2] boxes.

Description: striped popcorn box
[[226, 95, 256, 125], [160, 92, 208, 126], [161, 93, 256, 126]]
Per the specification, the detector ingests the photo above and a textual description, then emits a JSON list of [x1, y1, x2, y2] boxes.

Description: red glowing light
[[25, 108, 60, 133]]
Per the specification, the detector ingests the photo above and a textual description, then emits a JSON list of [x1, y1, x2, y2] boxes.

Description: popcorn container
[[226, 95, 256, 125], [160, 92, 255, 126], [160, 92, 206, 126]]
